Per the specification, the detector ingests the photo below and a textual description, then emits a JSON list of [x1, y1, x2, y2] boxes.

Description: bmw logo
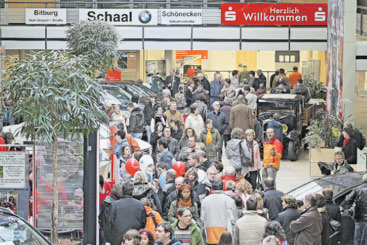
[[139, 10, 152, 24]]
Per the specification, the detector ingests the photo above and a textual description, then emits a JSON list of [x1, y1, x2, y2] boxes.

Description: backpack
[[239, 141, 254, 167]]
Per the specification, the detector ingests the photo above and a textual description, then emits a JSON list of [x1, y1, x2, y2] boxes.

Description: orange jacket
[[144, 206, 163, 240], [289, 71, 302, 89], [263, 137, 283, 170], [109, 126, 141, 153]]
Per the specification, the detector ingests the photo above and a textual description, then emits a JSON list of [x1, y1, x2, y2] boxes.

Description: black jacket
[[171, 128, 183, 141], [277, 207, 301, 245], [99, 195, 119, 243], [325, 200, 341, 244], [342, 138, 358, 164], [342, 182, 367, 222], [160, 180, 176, 219], [143, 102, 158, 125], [195, 77, 210, 93], [102, 195, 146, 245], [264, 188, 284, 220], [185, 87, 194, 107], [128, 108, 145, 134], [166, 75, 180, 96], [336, 130, 366, 151], [207, 111, 228, 135]]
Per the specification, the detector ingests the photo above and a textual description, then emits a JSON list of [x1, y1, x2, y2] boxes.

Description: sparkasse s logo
[[224, 6, 236, 21], [139, 10, 152, 24], [314, 7, 326, 22]]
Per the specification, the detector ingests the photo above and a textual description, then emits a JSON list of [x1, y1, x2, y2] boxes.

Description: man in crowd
[[233, 195, 267, 245], [159, 169, 176, 204], [165, 69, 180, 96], [102, 182, 146, 245], [157, 162, 169, 189], [322, 188, 341, 245], [257, 69, 267, 87], [263, 128, 283, 182], [230, 95, 254, 133], [156, 139, 174, 168], [209, 73, 224, 107], [156, 222, 183, 245], [277, 195, 301, 245], [187, 152, 206, 182], [238, 64, 250, 84], [336, 121, 366, 151], [289, 66, 302, 89], [267, 113, 283, 144], [201, 179, 236, 245], [231, 70, 239, 88], [197, 150, 212, 172], [178, 136, 196, 161], [161, 127, 180, 159], [294, 78, 310, 103], [273, 68, 291, 89], [164, 102, 184, 128], [341, 173, 367, 244], [318, 151, 354, 175], [242, 86, 258, 113], [197, 166, 218, 201], [290, 193, 322, 245], [263, 177, 284, 220], [143, 94, 158, 143], [208, 101, 228, 160], [196, 73, 210, 92], [127, 102, 145, 139]]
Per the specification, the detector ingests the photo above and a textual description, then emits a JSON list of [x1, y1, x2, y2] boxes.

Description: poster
[[145, 60, 166, 84], [0, 152, 26, 189], [326, 0, 344, 118]]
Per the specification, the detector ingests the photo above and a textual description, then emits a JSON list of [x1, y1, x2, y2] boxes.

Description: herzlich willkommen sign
[[26, 9, 66, 25], [160, 9, 202, 25]]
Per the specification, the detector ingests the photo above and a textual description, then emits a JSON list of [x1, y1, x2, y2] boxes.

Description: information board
[[0, 152, 26, 189]]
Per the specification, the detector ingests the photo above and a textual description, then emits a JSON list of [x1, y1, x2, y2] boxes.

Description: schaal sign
[[79, 9, 158, 25], [221, 3, 327, 26]]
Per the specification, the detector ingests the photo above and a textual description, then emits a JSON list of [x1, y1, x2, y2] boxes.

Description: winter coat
[[267, 120, 284, 143], [318, 206, 331, 245], [171, 128, 183, 141], [178, 136, 189, 150], [185, 87, 194, 107], [133, 183, 162, 214], [230, 103, 254, 132], [144, 205, 164, 240], [201, 190, 237, 245], [175, 92, 186, 109], [336, 129, 366, 151], [238, 68, 250, 84], [220, 105, 232, 136], [144, 102, 158, 125], [198, 127, 222, 161], [225, 138, 243, 170], [168, 200, 200, 224], [220, 84, 236, 99], [332, 160, 354, 174], [210, 80, 223, 98], [185, 114, 204, 137], [273, 74, 291, 88], [192, 100, 208, 122], [245, 93, 258, 112], [264, 188, 284, 220], [172, 220, 205, 245], [161, 136, 180, 159], [277, 207, 301, 245], [294, 84, 310, 103], [242, 139, 261, 172], [340, 138, 358, 164], [221, 174, 237, 191], [290, 207, 323, 245], [128, 108, 145, 134], [103, 195, 147, 245], [125, 133, 141, 152], [164, 110, 184, 128], [263, 137, 283, 170], [99, 195, 119, 243], [207, 111, 228, 135], [341, 182, 367, 222], [150, 114, 168, 133], [233, 210, 268, 245], [157, 149, 174, 168]]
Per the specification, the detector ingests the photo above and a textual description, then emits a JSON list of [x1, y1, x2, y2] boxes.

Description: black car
[[287, 172, 365, 245], [0, 208, 51, 244], [257, 94, 303, 161], [104, 81, 157, 104]]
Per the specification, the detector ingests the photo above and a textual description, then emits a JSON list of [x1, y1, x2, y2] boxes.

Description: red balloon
[[125, 158, 140, 176], [187, 68, 195, 78], [172, 161, 186, 177]]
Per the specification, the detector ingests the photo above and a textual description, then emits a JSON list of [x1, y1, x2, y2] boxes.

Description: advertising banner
[[326, 0, 344, 118], [160, 9, 202, 25], [0, 152, 26, 189], [26, 9, 66, 25], [176, 50, 208, 59], [221, 3, 327, 26], [79, 9, 158, 25]]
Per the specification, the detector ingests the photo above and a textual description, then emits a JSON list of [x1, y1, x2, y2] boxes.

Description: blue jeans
[[130, 132, 142, 139], [354, 222, 366, 245], [145, 125, 151, 143]]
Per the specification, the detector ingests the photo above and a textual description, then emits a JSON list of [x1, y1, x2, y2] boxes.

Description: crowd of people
[[99, 66, 367, 245]]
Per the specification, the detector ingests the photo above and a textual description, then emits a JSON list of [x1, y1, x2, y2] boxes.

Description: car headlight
[[282, 124, 288, 133]]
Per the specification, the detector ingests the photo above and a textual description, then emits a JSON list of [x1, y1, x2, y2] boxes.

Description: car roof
[[259, 94, 303, 101]]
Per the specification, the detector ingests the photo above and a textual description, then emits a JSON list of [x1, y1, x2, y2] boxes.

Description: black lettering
[[87, 11, 96, 20], [105, 12, 112, 22], [113, 14, 120, 22], [96, 13, 104, 20]]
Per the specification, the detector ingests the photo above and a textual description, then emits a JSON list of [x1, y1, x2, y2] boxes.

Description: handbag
[[239, 141, 254, 167], [255, 169, 264, 191]]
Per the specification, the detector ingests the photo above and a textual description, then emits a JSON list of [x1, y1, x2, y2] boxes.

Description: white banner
[[26, 9, 66, 25], [160, 9, 202, 25], [79, 9, 157, 26], [0, 152, 26, 189]]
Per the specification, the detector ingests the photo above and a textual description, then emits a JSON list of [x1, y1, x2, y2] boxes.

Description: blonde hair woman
[[243, 129, 261, 190], [236, 179, 253, 210]]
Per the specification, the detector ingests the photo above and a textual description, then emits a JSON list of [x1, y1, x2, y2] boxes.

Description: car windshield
[[127, 84, 152, 97], [0, 213, 49, 245], [102, 86, 131, 103], [259, 102, 294, 112]]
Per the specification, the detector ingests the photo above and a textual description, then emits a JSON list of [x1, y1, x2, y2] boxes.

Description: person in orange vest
[[141, 198, 164, 240], [263, 128, 283, 183], [289, 66, 302, 89]]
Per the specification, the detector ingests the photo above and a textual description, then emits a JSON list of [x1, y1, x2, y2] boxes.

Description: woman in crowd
[[171, 207, 204, 245], [236, 179, 253, 211], [184, 167, 200, 193], [220, 78, 236, 100], [120, 145, 133, 183], [123, 229, 141, 245], [132, 171, 162, 214], [150, 122, 165, 159], [254, 192, 269, 220], [170, 118, 183, 141], [260, 221, 288, 245], [185, 79, 196, 107], [336, 127, 358, 164], [277, 195, 301, 245], [185, 104, 204, 137], [178, 127, 197, 150], [140, 230, 155, 245], [242, 129, 261, 190], [150, 106, 167, 132], [198, 119, 222, 161], [225, 127, 244, 171], [167, 184, 200, 224], [175, 84, 186, 112]]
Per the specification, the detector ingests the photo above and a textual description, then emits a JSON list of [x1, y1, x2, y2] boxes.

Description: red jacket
[[263, 137, 283, 170], [221, 174, 237, 191]]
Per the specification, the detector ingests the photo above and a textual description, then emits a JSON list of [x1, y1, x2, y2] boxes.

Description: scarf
[[206, 128, 212, 145], [344, 138, 350, 147], [246, 140, 254, 163], [179, 198, 192, 207]]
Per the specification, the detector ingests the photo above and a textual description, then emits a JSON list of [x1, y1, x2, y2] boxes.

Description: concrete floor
[[222, 148, 312, 193]]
